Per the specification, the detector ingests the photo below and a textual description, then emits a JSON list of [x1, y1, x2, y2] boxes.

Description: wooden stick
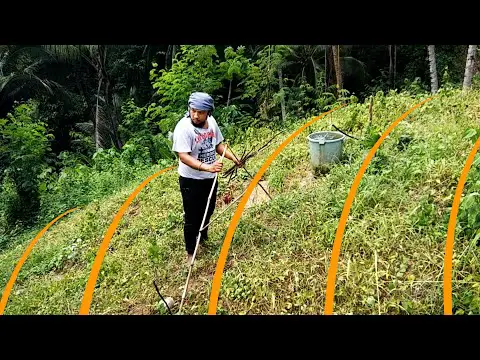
[[223, 130, 284, 179], [178, 144, 228, 314], [229, 147, 273, 200], [200, 186, 249, 232], [332, 124, 360, 140]]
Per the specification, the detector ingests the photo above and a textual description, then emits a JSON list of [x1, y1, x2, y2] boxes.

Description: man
[[172, 92, 241, 264]]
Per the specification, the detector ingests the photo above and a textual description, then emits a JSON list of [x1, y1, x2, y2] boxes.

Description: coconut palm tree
[[463, 45, 477, 90], [388, 45, 398, 88], [0, 45, 65, 116], [44, 45, 126, 150], [427, 45, 438, 94], [283, 45, 327, 89], [332, 45, 342, 91]]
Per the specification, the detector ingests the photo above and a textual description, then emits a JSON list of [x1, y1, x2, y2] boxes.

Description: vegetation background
[[1, 44, 479, 314]]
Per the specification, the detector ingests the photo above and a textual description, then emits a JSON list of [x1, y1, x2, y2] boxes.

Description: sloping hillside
[[1, 89, 479, 315]]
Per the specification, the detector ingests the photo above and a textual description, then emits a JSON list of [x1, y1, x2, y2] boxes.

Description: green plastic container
[[307, 131, 345, 169]]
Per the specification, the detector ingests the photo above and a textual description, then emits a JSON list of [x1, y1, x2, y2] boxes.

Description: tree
[[463, 45, 477, 90], [332, 45, 343, 91], [44, 45, 127, 150], [219, 46, 252, 106], [427, 45, 438, 94], [394, 45, 397, 88], [0, 101, 50, 223], [149, 45, 223, 132], [0, 45, 97, 159], [243, 45, 290, 122], [284, 45, 326, 89], [389, 45, 397, 88], [0, 46, 65, 117]]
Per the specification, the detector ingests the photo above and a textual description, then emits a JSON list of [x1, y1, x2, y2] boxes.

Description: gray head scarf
[[185, 92, 215, 117]]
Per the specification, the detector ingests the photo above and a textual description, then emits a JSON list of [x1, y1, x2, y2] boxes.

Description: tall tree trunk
[[172, 45, 177, 66], [389, 45, 393, 88], [96, 45, 112, 150], [268, 45, 272, 94], [311, 57, 318, 90], [105, 83, 123, 150], [324, 47, 328, 90], [330, 46, 334, 87], [278, 67, 286, 122], [427, 45, 438, 94], [463, 45, 477, 90], [95, 75, 103, 150], [104, 77, 110, 113], [332, 45, 343, 91], [327, 46, 335, 88], [110, 94, 123, 150], [165, 45, 171, 69], [394, 45, 397, 89], [227, 79, 232, 106]]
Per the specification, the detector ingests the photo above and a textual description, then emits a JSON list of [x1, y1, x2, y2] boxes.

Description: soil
[[246, 181, 271, 209]]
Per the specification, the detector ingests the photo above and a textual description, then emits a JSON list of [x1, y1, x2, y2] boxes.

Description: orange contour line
[[79, 165, 175, 315], [323, 97, 433, 315], [0, 207, 79, 315], [207, 106, 345, 315], [443, 134, 480, 315]]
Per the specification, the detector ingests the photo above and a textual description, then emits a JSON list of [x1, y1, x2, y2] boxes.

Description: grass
[[1, 89, 479, 314]]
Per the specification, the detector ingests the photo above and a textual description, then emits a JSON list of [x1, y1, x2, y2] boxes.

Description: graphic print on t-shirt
[[194, 128, 216, 164]]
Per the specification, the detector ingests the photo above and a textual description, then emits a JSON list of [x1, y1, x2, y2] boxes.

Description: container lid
[[307, 131, 345, 143]]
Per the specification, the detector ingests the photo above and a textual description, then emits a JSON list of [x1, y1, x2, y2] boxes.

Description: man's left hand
[[235, 159, 244, 168]]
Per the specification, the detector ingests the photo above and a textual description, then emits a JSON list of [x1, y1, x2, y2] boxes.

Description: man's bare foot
[[187, 253, 193, 265]]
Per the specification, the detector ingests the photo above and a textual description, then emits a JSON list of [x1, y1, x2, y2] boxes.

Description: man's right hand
[[207, 161, 223, 173]]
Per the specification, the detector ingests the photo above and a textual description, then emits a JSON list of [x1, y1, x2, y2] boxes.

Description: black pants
[[179, 176, 218, 255]]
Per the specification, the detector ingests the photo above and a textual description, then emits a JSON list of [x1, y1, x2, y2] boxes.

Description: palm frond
[[43, 45, 83, 61], [0, 48, 66, 101], [29, 74, 55, 95], [1, 73, 35, 96], [341, 56, 367, 78], [93, 101, 116, 149], [341, 56, 366, 68], [43, 45, 100, 68], [112, 93, 122, 110], [20, 60, 54, 95], [0, 73, 15, 93], [279, 60, 296, 69], [22, 59, 43, 74], [96, 103, 109, 132], [6, 83, 25, 99], [111, 93, 123, 126], [3, 46, 49, 70], [71, 138, 93, 144], [0, 49, 8, 76], [75, 122, 94, 134]]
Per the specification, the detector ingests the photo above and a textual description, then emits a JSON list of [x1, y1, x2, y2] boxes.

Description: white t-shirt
[[172, 115, 225, 179]]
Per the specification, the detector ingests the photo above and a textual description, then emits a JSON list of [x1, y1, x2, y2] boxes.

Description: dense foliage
[[0, 42, 479, 315], [0, 44, 478, 242]]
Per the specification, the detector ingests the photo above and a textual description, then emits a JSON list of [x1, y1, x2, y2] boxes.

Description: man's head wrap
[[185, 92, 214, 117]]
